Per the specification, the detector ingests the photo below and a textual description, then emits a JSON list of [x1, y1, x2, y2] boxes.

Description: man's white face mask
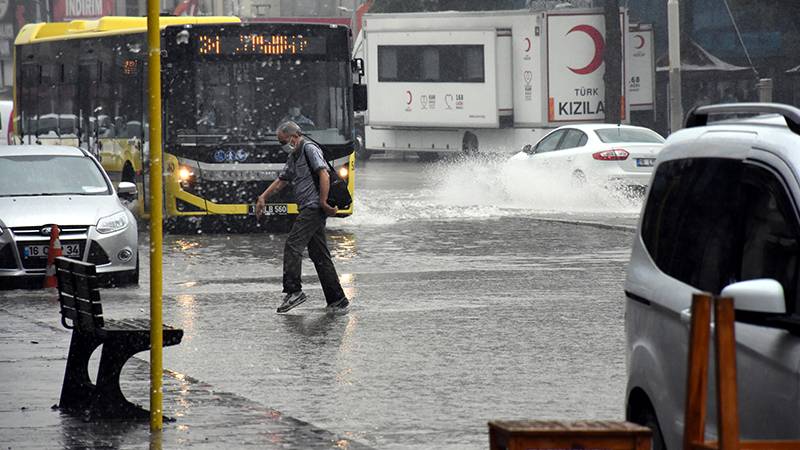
[[281, 136, 296, 154]]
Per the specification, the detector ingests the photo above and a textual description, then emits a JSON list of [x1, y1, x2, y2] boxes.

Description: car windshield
[[0, 155, 110, 197], [594, 128, 665, 144]]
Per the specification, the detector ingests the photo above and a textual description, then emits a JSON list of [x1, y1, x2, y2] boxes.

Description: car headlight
[[96, 211, 129, 234]]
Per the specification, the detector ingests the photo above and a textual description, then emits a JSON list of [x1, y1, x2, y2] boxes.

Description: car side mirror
[[117, 181, 138, 199], [353, 84, 368, 112], [721, 279, 786, 314], [522, 144, 532, 154]]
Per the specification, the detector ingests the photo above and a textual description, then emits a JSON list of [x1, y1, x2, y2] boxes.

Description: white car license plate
[[23, 243, 81, 258], [249, 204, 289, 216], [636, 158, 656, 167]]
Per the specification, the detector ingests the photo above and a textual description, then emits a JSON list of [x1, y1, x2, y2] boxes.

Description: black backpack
[[301, 142, 352, 210]]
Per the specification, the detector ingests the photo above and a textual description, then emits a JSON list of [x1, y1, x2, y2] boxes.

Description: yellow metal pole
[[147, 0, 164, 432]]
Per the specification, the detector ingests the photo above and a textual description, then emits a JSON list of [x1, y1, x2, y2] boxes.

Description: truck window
[[377, 45, 484, 83]]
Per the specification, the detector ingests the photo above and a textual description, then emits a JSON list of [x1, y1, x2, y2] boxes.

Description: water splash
[[340, 156, 643, 228]]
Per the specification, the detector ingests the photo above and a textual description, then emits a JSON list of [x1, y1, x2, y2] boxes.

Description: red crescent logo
[[405, 90, 412, 105], [566, 24, 605, 75], [634, 34, 645, 49], [524, 37, 531, 52]]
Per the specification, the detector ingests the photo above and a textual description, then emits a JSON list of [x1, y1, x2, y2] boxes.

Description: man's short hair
[[278, 121, 301, 136]]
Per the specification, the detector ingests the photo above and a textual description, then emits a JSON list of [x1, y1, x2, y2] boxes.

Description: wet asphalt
[[0, 155, 644, 449]]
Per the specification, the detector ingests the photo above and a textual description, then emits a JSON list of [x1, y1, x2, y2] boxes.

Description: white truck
[[355, 7, 655, 159]]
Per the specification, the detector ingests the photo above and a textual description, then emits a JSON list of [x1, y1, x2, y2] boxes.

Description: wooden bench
[[55, 256, 183, 420]]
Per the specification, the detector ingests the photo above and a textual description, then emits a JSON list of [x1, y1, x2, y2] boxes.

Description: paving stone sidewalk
[[0, 307, 370, 449]]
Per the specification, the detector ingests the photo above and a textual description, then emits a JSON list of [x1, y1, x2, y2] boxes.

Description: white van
[[0, 101, 12, 144], [625, 103, 800, 449]]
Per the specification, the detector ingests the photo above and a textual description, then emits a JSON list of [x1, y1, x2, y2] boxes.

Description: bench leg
[[59, 331, 102, 413], [89, 336, 151, 420]]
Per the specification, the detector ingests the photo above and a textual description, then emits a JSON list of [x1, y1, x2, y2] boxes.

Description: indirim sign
[[53, 0, 114, 21]]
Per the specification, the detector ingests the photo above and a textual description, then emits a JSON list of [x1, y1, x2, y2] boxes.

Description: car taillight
[[592, 148, 629, 161]]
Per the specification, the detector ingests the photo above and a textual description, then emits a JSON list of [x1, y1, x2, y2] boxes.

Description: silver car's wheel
[[117, 252, 139, 285], [632, 406, 666, 450]]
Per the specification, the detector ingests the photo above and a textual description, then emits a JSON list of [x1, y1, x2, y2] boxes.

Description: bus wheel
[[260, 216, 296, 233], [356, 148, 373, 161], [462, 132, 479, 156], [417, 152, 439, 162]]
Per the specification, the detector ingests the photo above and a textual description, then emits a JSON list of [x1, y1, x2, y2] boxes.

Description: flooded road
[[2, 156, 644, 449]]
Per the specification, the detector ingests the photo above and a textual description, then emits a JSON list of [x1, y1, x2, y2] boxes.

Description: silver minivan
[[625, 104, 800, 449]]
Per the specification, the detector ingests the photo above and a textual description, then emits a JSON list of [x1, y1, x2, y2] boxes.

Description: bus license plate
[[249, 204, 289, 216], [636, 158, 655, 167], [24, 243, 81, 258]]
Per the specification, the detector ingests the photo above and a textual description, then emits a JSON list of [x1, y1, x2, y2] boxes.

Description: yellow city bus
[[13, 16, 363, 228]]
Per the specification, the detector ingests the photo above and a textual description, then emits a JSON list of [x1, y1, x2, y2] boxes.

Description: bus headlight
[[178, 166, 197, 189], [338, 165, 349, 180], [179, 166, 193, 181]]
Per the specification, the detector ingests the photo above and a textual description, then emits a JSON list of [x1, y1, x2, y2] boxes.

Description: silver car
[[625, 104, 800, 449], [0, 146, 138, 286]]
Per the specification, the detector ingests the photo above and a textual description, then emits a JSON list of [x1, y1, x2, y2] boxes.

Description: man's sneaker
[[326, 297, 350, 315], [277, 291, 307, 313]]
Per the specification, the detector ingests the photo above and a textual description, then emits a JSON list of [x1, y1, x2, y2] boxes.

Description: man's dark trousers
[[283, 207, 346, 305]]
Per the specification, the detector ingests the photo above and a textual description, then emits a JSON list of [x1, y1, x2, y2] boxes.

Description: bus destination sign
[[197, 33, 326, 56]]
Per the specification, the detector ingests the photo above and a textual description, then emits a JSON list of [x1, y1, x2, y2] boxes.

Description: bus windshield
[[166, 58, 351, 145]]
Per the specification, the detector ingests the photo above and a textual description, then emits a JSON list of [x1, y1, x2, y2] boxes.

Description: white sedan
[[509, 124, 665, 193]]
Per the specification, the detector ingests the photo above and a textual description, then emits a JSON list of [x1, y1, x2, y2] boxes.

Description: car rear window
[[594, 128, 664, 144], [0, 155, 110, 197]]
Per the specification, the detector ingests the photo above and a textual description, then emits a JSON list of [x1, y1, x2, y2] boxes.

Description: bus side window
[[117, 43, 143, 139], [96, 37, 116, 138], [58, 62, 79, 137]]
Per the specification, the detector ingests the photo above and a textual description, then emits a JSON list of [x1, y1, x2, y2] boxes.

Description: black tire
[[631, 406, 666, 450], [356, 148, 374, 161], [119, 252, 140, 286], [462, 131, 479, 156], [260, 216, 295, 234], [417, 151, 440, 162]]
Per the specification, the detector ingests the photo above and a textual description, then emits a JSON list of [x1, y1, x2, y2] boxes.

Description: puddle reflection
[[329, 231, 357, 260]]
